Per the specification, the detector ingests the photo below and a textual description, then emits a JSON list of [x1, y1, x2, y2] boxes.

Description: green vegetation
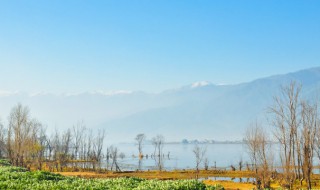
[[0, 160, 223, 190], [0, 159, 11, 166]]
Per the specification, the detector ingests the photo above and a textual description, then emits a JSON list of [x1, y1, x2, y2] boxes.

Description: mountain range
[[1, 67, 320, 143]]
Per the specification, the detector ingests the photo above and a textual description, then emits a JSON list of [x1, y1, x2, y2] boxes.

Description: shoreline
[[55, 169, 255, 180]]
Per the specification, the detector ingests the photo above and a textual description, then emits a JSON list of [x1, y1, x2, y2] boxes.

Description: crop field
[[0, 160, 223, 190]]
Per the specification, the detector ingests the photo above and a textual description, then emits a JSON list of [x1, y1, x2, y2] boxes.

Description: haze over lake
[[112, 143, 249, 171]]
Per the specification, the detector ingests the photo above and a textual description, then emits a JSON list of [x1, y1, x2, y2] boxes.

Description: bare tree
[[0, 104, 110, 173], [270, 82, 302, 188], [106, 147, 110, 171], [79, 129, 88, 169], [53, 128, 72, 171], [135, 133, 146, 158], [52, 129, 60, 171], [152, 135, 165, 171], [7, 103, 29, 166], [86, 129, 93, 169], [245, 121, 260, 174], [238, 157, 243, 171], [46, 134, 55, 171], [245, 122, 273, 189], [92, 129, 105, 171], [6, 103, 44, 168], [193, 143, 206, 179], [135, 133, 146, 171], [34, 124, 47, 170], [72, 121, 86, 170], [204, 157, 209, 170], [0, 120, 6, 158], [109, 145, 121, 172], [301, 101, 318, 189]]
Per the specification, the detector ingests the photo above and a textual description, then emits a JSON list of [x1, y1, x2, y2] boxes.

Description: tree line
[[245, 81, 320, 189], [0, 104, 110, 172], [0, 104, 173, 173]]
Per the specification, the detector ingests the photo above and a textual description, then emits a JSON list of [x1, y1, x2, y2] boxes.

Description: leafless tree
[[135, 133, 146, 159], [0, 120, 6, 158], [245, 122, 260, 174], [72, 121, 86, 169], [79, 129, 88, 169], [7, 103, 30, 166], [86, 129, 94, 169], [6, 103, 45, 168], [106, 147, 110, 170], [135, 133, 146, 171], [46, 134, 55, 171], [34, 125, 47, 170], [109, 145, 121, 172], [0, 104, 112, 173], [193, 143, 206, 179], [53, 128, 72, 171], [245, 122, 273, 189], [204, 157, 209, 170], [270, 82, 302, 188], [267, 81, 320, 189], [92, 129, 105, 170], [238, 158, 243, 171], [152, 135, 165, 171], [301, 101, 318, 189]]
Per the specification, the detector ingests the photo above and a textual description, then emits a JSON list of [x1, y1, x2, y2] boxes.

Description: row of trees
[[0, 104, 108, 171], [245, 82, 320, 189], [0, 105, 174, 172]]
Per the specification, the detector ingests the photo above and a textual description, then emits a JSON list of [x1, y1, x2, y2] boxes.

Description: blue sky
[[0, 0, 319, 93]]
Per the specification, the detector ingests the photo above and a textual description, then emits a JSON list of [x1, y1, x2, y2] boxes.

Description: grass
[[0, 160, 223, 190]]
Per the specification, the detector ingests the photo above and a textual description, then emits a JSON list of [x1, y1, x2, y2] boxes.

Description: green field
[[0, 160, 223, 190]]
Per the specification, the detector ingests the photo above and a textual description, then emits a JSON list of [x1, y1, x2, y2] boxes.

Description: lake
[[106, 143, 251, 171], [99, 142, 320, 174]]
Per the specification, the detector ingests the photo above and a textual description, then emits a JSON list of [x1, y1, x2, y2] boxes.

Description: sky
[[0, 0, 320, 94]]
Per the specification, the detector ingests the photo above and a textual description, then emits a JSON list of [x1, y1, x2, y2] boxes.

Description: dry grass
[[204, 180, 283, 190], [203, 180, 255, 190], [56, 169, 254, 180]]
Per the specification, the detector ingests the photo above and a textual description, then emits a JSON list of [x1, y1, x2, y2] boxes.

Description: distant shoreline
[[119, 141, 247, 145], [119, 141, 279, 145]]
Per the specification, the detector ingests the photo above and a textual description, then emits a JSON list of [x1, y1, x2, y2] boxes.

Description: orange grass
[[56, 169, 254, 180]]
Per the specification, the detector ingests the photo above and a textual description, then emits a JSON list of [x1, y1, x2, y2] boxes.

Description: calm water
[[107, 143, 250, 171], [199, 177, 255, 183], [101, 142, 320, 177]]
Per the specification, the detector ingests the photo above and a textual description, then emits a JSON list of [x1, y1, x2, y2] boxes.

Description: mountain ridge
[[0, 67, 320, 143]]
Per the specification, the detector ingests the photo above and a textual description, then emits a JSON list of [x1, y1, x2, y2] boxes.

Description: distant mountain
[[100, 67, 320, 142], [1, 67, 320, 143]]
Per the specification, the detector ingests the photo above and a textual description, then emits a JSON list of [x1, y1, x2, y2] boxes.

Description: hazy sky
[[0, 0, 319, 93]]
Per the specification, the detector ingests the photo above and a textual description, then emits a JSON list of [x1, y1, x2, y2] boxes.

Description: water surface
[[108, 143, 250, 171]]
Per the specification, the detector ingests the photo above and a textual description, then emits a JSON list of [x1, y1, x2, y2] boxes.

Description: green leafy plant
[[0, 165, 223, 190]]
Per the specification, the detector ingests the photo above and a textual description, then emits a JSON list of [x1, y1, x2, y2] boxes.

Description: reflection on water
[[100, 142, 320, 179], [103, 143, 250, 171], [198, 177, 255, 183]]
